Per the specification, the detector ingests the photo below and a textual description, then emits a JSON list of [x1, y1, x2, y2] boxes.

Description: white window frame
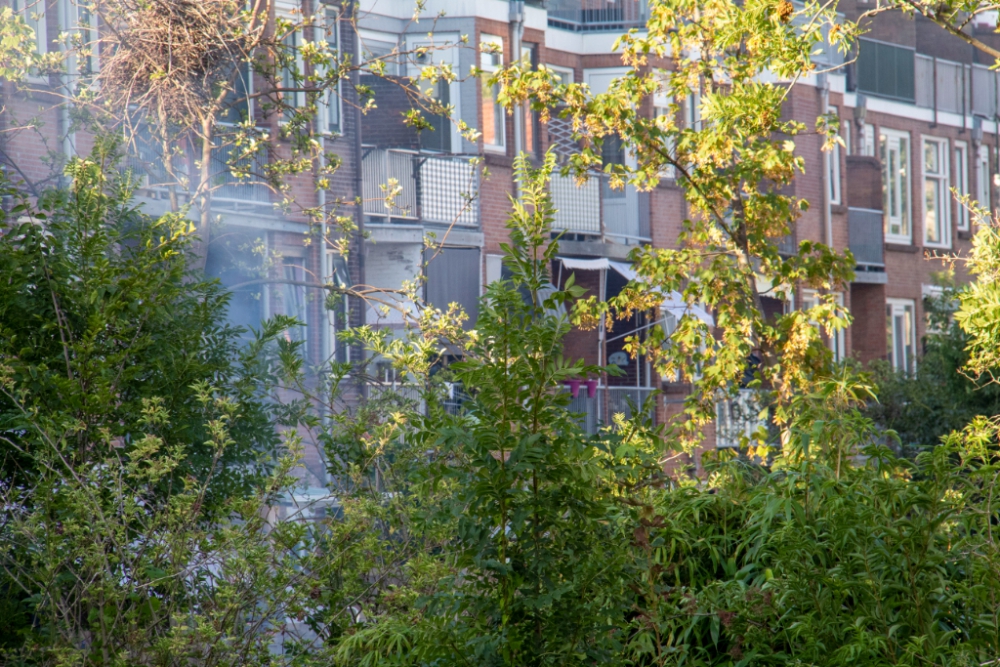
[[480, 33, 505, 152], [14, 0, 48, 84], [281, 256, 309, 344], [326, 251, 350, 364], [954, 141, 970, 231], [922, 135, 951, 248], [843, 118, 852, 157], [682, 89, 701, 131], [14, 0, 47, 55], [828, 107, 842, 206], [881, 128, 912, 244], [862, 123, 875, 157], [977, 144, 991, 225], [547, 65, 574, 84], [801, 289, 845, 363], [886, 298, 916, 373], [218, 60, 254, 128], [277, 2, 306, 120], [652, 78, 675, 180], [60, 0, 98, 81], [315, 6, 342, 135]]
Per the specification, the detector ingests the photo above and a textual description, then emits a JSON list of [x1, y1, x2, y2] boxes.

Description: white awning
[[557, 257, 610, 271], [609, 261, 714, 326]]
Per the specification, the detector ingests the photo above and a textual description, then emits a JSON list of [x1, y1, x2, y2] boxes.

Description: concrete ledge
[[852, 270, 888, 284], [557, 239, 635, 260], [365, 224, 424, 244]]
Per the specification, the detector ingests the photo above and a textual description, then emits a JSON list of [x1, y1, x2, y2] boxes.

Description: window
[[316, 7, 342, 134], [682, 89, 701, 130], [977, 144, 991, 224], [13, 0, 47, 56], [922, 136, 951, 248], [856, 38, 915, 102], [802, 290, 845, 362], [327, 252, 350, 363], [843, 118, 852, 156], [828, 107, 841, 205], [281, 257, 308, 344], [955, 141, 970, 231], [886, 298, 916, 373], [71, 1, 99, 78], [653, 105, 675, 179], [480, 34, 504, 150], [279, 6, 306, 122], [424, 247, 480, 329], [521, 45, 539, 155], [219, 61, 252, 125], [880, 129, 911, 243], [862, 123, 875, 157], [548, 65, 574, 84]]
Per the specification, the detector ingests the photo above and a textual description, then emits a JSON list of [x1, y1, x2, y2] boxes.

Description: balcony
[[566, 386, 657, 435], [715, 388, 767, 449], [848, 207, 886, 282], [550, 173, 651, 244], [546, 0, 648, 32], [361, 146, 479, 227]]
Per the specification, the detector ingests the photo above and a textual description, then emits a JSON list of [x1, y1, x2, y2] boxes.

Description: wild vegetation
[[4, 0, 1000, 665]]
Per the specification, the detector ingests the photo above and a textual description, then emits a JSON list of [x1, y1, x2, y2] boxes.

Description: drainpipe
[[57, 0, 75, 177], [510, 0, 524, 159], [819, 73, 833, 250], [352, 6, 365, 363], [310, 6, 330, 368]]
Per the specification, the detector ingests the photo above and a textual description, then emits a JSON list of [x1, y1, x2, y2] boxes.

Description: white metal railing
[[715, 389, 767, 449], [914, 55, 998, 117], [565, 386, 657, 435], [551, 172, 600, 234], [550, 173, 651, 244], [364, 382, 468, 415], [362, 146, 479, 226]]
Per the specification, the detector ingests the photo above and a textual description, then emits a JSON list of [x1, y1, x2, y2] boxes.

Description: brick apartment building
[[2, 0, 998, 471]]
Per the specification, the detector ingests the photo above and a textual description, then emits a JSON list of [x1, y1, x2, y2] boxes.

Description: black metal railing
[[848, 207, 885, 268]]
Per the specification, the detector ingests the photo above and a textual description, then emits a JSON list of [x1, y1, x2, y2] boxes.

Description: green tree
[[495, 0, 857, 446], [865, 285, 1000, 454], [0, 150, 282, 503]]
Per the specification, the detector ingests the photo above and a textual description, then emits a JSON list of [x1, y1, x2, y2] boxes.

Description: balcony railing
[[715, 388, 767, 449], [848, 207, 885, 269], [566, 386, 657, 435], [550, 172, 651, 244], [546, 0, 648, 31], [362, 146, 479, 226]]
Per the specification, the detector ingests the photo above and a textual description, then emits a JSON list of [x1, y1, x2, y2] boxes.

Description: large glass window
[[886, 298, 916, 373], [881, 129, 911, 243], [955, 141, 970, 231], [480, 35, 505, 150], [923, 136, 951, 248]]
